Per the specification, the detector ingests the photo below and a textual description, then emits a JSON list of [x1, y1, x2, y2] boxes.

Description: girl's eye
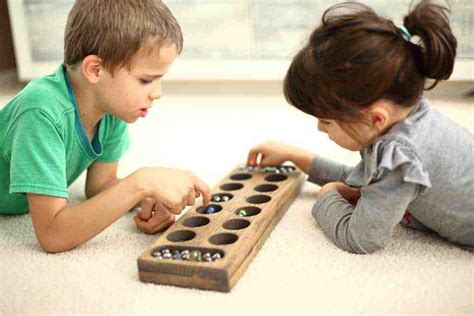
[[140, 79, 152, 85], [320, 120, 330, 125]]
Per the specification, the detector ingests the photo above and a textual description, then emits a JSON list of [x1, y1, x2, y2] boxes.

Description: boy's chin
[[112, 114, 137, 123]]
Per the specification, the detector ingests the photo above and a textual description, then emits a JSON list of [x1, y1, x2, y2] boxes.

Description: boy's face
[[96, 43, 178, 123]]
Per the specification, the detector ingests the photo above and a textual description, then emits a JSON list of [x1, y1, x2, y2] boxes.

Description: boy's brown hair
[[64, 0, 183, 72], [283, 0, 457, 125]]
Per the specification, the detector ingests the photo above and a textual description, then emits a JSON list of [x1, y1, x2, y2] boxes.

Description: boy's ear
[[81, 55, 104, 84]]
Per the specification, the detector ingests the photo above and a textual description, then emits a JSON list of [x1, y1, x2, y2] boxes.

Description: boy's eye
[[140, 79, 152, 85]]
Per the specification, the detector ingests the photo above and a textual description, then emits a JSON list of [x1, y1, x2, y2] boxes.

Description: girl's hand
[[134, 197, 175, 234], [317, 182, 361, 206], [247, 141, 299, 166]]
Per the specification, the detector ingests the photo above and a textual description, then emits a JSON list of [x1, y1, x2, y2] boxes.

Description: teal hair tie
[[400, 25, 412, 42]]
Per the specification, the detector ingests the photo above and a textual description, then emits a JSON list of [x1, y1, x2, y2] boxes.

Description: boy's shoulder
[[7, 65, 73, 122]]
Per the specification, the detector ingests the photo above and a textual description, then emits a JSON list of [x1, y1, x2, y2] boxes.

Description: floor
[[1, 70, 473, 315]]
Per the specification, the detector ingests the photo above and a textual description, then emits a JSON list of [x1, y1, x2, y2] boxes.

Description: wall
[[0, 0, 16, 71]]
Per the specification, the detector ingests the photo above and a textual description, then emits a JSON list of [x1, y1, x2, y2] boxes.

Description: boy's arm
[[85, 161, 121, 198], [28, 167, 210, 253], [28, 171, 145, 253]]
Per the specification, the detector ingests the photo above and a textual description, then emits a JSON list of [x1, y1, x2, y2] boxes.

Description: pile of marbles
[[152, 248, 222, 262], [239, 165, 295, 174], [210, 195, 231, 203]]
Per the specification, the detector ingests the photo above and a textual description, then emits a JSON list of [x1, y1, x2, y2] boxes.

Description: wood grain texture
[[137, 165, 306, 292]]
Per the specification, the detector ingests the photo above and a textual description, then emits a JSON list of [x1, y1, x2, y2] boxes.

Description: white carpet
[[1, 93, 473, 315]]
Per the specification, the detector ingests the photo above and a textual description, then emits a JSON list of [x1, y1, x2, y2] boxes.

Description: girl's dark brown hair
[[283, 0, 457, 123]]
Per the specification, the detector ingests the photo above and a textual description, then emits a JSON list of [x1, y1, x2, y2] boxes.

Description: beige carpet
[[1, 86, 473, 315]]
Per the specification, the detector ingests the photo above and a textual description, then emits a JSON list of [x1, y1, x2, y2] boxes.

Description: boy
[[0, 0, 210, 253]]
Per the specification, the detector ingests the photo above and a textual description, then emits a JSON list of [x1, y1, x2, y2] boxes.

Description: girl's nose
[[317, 120, 327, 133]]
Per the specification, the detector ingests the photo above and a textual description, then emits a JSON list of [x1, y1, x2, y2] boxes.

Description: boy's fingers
[[153, 201, 169, 213], [167, 204, 182, 215], [139, 198, 154, 220], [134, 214, 149, 233], [151, 216, 175, 234], [193, 177, 210, 206], [148, 211, 175, 232], [187, 190, 196, 206], [157, 197, 182, 215], [135, 210, 175, 234]]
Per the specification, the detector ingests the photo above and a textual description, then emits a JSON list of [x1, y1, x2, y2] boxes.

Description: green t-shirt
[[0, 64, 129, 214]]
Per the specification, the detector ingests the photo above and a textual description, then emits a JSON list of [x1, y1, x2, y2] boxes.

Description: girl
[[247, 1, 473, 254]]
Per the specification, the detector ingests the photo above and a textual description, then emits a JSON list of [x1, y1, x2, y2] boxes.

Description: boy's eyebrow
[[142, 73, 164, 78]]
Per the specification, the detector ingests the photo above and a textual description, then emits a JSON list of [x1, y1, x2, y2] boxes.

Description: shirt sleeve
[[96, 116, 130, 163], [312, 168, 420, 254], [307, 155, 354, 186], [7, 110, 68, 198]]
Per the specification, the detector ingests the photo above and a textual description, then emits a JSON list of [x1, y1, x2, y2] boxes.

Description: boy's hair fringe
[[64, 0, 183, 72]]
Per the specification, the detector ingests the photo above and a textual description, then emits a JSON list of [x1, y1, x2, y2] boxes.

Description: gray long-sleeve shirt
[[308, 99, 474, 253]]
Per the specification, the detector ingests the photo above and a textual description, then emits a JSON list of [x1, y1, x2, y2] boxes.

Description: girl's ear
[[81, 55, 104, 84], [367, 101, 390, 132]]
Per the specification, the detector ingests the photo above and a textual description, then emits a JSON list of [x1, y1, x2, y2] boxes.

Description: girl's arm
[[313, 169, 419, 254], [306, 155, 354, 186], [247, 141, 353, 183]]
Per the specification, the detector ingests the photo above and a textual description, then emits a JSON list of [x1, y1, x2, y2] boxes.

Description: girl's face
[[317, 119, 373, 151]]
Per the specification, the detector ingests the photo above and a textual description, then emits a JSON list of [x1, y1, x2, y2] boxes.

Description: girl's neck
[[382, 103, 418, 135]]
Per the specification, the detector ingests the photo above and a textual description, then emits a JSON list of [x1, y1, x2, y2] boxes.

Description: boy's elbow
[[36, 232, 74, 254], [37, 237, 63, 253]]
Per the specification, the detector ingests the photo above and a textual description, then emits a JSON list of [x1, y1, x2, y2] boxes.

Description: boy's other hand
[[134, 197, 175, 234], [136, 167, 210, 215]]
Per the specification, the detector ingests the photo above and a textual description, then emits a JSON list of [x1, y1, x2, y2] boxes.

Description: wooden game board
[[137, 165, 306, 292]]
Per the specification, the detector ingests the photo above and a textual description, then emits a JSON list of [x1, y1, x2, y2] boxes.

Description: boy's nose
[[149, 93, 162, 100], [149, 90, 162, 100], [149, 83, 163, 100]]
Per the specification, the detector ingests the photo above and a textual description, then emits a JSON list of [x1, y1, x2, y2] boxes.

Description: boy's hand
[[247, 141, 293, 166], [317, 182, 361, 206], [134, 197, 175, 234], [136, 167, 211, 215]]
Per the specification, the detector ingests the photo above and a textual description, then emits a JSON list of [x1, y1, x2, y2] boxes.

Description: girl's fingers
[[247, 148, 261, 166]]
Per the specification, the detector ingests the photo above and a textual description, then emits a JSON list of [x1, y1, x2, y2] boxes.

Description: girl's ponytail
[[403, 1, 457, 89]]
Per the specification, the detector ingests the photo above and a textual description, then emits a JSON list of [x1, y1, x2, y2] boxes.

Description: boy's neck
[[67, 67, 105, 137]]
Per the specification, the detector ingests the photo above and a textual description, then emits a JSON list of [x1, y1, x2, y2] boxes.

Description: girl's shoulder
[[346, 138, 432, 191]]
